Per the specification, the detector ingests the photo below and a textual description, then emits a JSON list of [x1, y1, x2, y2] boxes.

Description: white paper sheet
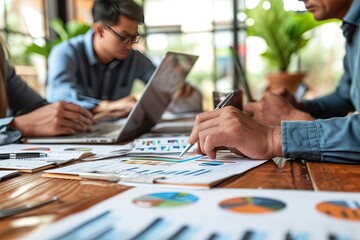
[[23, 187, 360, 240], [43, 155, 266, 189]]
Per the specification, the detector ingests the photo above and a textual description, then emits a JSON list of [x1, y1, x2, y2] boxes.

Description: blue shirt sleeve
[[302, 62, 354, 119], [282, 114, 360, 164]]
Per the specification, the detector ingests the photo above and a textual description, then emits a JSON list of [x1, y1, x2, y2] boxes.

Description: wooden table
[[0, 160, 359, 239]]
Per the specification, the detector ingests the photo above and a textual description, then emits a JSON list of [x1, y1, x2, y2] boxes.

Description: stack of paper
[[0, 144, 93, 172]]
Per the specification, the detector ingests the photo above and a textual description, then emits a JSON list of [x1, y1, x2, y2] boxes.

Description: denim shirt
[[282, 0, 360, 163], [47, 29, 155, 109]]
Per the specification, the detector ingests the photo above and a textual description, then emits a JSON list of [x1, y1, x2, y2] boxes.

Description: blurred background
[[0, 0, 345, 110]]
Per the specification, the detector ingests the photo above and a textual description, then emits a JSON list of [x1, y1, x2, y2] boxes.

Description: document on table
[[0, 158, 57, 172], [23, 187, 360, 240], [42, 153, 267, 189], [129, 135, 193, 155], [0, 143, 133, 172]]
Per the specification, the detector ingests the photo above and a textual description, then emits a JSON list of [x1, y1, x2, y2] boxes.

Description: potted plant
[[246, 0, 332, 94], [25, 18, 91, 58]]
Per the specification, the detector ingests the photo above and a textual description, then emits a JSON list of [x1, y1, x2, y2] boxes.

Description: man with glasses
[[47, 0, 202, 120]]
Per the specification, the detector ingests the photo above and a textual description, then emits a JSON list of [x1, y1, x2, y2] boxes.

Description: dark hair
[[92, 0, 144, 25]]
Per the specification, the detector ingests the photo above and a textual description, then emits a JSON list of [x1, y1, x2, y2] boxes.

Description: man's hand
[[188, 106, 282, 159], [244, 91, 314, 125], [92, 96, 137, 120], [12, 102, 93, 137], [174, 83, 195, 98]]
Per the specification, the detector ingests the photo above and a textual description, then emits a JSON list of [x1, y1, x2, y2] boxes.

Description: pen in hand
[[0, 152, 48, 159], [179, 90, 236, 158]]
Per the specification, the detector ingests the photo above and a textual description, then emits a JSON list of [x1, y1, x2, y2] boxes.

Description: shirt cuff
[[281, 121, 322, 161], [0, 117, 14, 129]]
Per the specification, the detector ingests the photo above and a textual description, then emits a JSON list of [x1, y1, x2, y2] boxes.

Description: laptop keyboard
[[74, 122, 124, 138]]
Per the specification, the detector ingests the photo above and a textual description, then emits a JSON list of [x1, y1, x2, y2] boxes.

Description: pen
[[0, 152, 48, 159], [179, 90, 236, 158]]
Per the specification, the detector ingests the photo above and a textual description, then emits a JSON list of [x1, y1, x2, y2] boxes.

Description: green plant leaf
[[246, 0, 334, 72], [50, 18, 69, 41], [25, 19, 91, 59]]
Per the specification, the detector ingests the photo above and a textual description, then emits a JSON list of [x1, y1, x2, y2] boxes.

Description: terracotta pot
[[266, 72, 305, 94]]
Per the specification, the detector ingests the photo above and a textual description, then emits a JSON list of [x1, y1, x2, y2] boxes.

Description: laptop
[[26, 51, 199, 144]]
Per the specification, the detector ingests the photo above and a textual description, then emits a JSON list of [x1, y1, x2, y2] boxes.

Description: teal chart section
[[133, 192, 199, 208]]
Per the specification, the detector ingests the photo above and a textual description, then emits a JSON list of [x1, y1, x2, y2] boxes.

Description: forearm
[[302, 96, 353, 119], [281, 115, 360, 163]]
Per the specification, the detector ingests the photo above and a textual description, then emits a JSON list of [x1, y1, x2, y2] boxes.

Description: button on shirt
[[47, 29, 156, 109], [281, 0, 360, 163]]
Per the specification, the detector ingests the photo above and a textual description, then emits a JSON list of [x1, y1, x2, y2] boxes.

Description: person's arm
[[11, 102, 93, 137], [6, 62, 47, 115], [244, 91, 314, 125], [302, 51, 355, 119], [282, 114, 360, 164], [188, 106, 360, 164], [5, 60, 93, 137]]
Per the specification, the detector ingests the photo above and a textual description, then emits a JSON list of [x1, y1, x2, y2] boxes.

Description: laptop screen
[[117, 51, 199, 142]]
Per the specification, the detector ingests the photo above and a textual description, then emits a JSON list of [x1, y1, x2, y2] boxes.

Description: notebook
[[26, 52, 199, 144]]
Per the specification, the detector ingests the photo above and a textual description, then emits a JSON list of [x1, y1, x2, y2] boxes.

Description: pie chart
[[316, 200, 360, 222], [219, 197, 286, 214], [133, 192, 198, 208]]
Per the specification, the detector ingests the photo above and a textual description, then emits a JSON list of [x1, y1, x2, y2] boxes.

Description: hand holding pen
[[179, 90, 236, 157]]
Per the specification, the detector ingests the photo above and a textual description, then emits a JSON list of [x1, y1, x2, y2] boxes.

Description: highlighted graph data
[[133, 192, 198, 208], [219, 197, 286, 214], [316, 200, 360, 222]]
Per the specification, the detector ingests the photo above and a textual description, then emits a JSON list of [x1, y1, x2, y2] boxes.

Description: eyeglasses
[[104, 23, 140, 44]]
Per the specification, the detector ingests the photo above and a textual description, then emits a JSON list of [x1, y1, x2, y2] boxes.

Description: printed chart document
[[0, 144, 131, 172], [129, 135, 193, 155], [42, 154, 267, 189], [24, 187, 360, 240]]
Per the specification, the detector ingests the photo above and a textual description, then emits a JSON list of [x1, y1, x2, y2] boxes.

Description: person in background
[[245, 0, 355, 126], [187, 0, 360, 164], [0, 37, 92, 145], [47, 0, 202, 121]]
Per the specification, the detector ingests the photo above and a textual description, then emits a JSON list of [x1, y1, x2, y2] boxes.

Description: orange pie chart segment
[[219, 197, 286, 214], [316, 200, 360, 222]]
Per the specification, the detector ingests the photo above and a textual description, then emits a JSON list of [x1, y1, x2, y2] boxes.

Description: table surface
[[0, 159, 359, 239]]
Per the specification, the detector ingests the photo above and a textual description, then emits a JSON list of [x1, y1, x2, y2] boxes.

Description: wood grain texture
[[0, 172, 127, 239], [217, 160, 314, 190], [1, 159, 359, 239], [306, 161, 360, 192]]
